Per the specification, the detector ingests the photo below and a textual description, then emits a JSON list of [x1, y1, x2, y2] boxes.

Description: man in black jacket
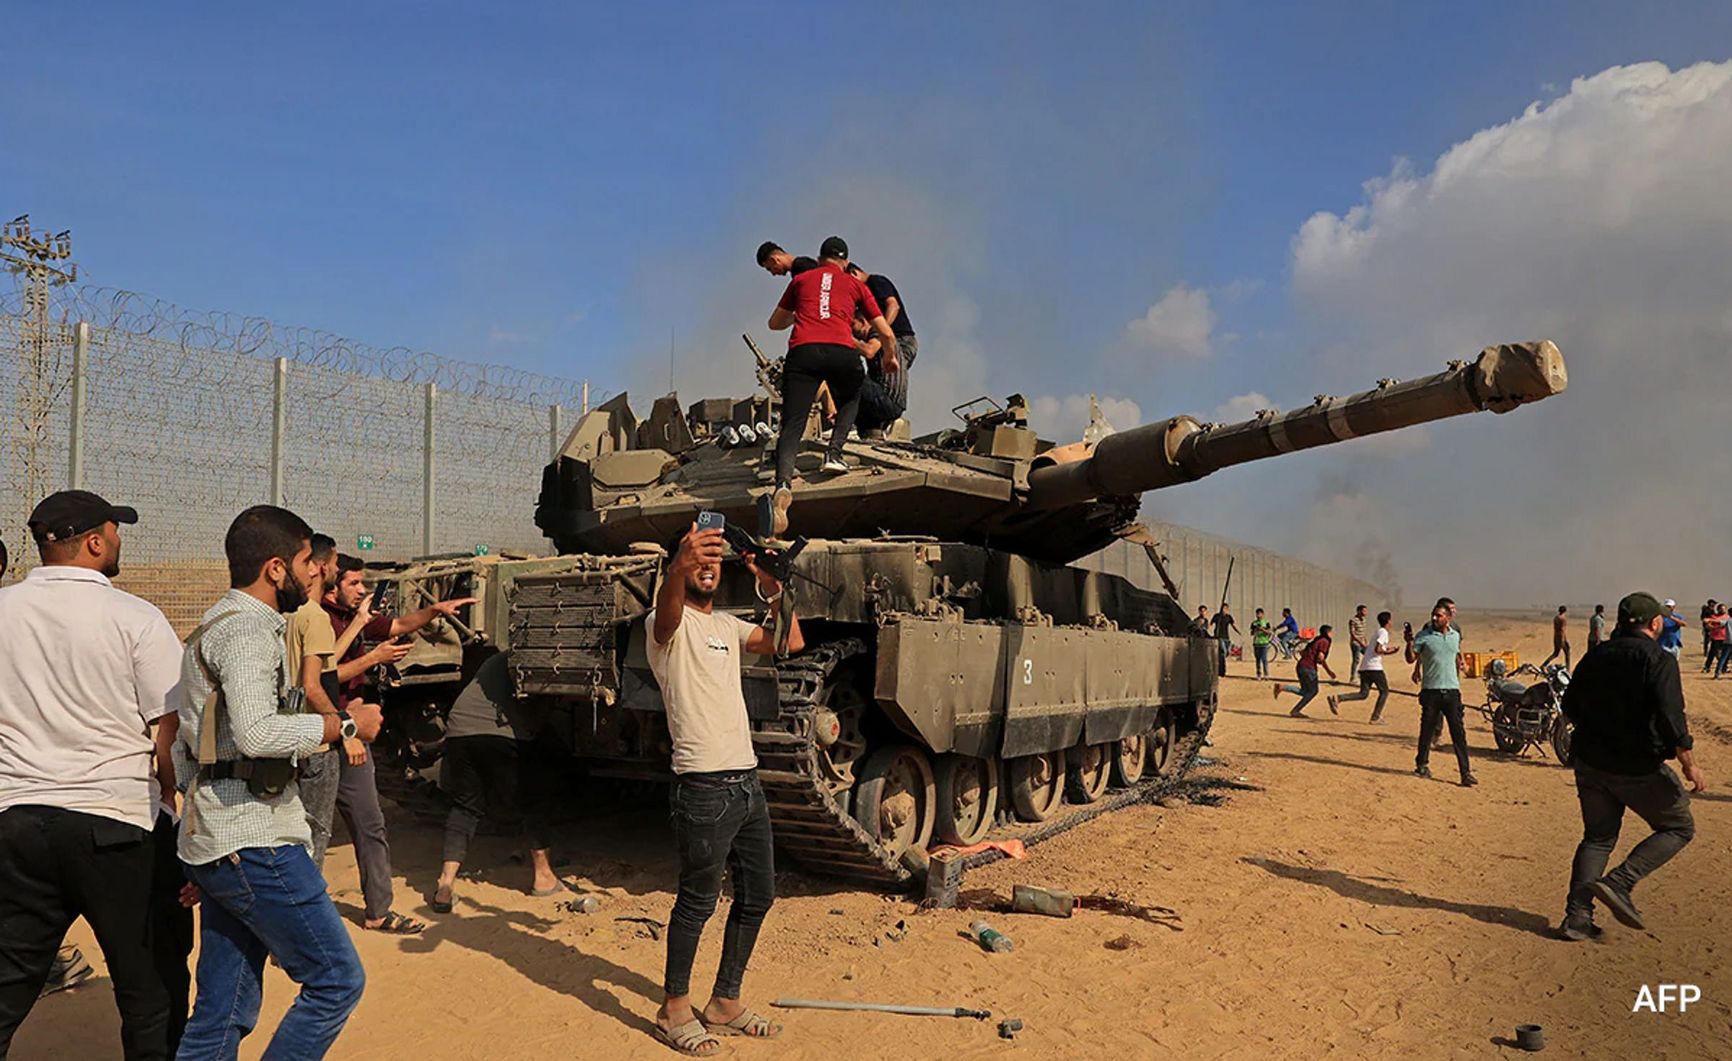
[[1558, 591, 1706, 940]]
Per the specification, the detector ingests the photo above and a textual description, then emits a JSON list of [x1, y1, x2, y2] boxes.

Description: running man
[[1331, 610, 1398, 722], [1275, 624, 1335, 718]]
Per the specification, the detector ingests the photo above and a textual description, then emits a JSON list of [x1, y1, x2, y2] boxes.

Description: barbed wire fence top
[[2, 281, 602, 631]]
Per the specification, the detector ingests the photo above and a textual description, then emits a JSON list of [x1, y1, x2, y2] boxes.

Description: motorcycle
[[1479, 659, 1573, 764]]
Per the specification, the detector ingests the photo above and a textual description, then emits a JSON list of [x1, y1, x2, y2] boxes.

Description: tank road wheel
[[1008, 749, 1066, 822], [934, 754, 999, 846], [853, 745, 937, 858], [1148, 707, 1177, 777], [1111, 731, 1149, 787], [814, 670, 871, 796], [1066, 741, 1112, 804]]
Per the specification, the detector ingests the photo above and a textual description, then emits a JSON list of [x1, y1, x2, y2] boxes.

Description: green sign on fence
[[474, 544, 490, 556], [357, 535, 375, 551]]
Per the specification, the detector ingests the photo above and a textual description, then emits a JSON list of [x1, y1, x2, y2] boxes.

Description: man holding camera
[[647, 521, 803, 1056], [174, 506, 384, 1058], [322, 554, 475, 934], [0, 491, 186, 1059]]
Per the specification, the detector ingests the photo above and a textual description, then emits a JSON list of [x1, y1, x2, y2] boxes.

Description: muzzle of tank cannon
[[1023, 340, 1567, 510]]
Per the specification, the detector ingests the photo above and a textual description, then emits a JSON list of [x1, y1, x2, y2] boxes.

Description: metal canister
[[1010, 884, 1076, 918]]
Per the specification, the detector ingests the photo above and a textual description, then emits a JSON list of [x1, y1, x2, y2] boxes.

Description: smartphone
[[369, 580, 390, 612], [696, 511, 725, 532], [1403, 621, 1413, 638]]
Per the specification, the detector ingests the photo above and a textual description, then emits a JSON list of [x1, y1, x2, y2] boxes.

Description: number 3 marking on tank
[[1023, 658, 1034, 685]]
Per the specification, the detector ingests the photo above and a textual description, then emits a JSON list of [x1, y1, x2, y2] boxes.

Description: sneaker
[[1587, 879, 1646, 930], [1326, 695, 1339, 716], [1271, 684, 1281, 701], [1289, 708, 1307, 718], [1557, 915, 1604, 942], [1460, 773, 1479, 787], [1413, 765, 1432, 779], [770, 483, 794, 537], [821, 456, 850, 474], [38, 947, 94, 998], [1369, 713, 1385, 725]]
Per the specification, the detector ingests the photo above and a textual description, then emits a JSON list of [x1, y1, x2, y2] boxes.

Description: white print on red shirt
[[818, 271, 832, 319]]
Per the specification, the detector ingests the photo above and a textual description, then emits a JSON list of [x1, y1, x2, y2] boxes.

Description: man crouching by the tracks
[[647, 521, 804, 1056], [1557, 591, 1704, 940]]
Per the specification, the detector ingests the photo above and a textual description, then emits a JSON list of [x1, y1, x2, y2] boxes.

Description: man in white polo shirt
[[0, 491, 185, 1059]]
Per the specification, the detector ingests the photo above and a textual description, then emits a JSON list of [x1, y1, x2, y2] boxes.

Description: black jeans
[[0, 806, 170, 1060], [440, 736, 557, 865], [1337, 670, 1391, 719], [663, 773, 776, 1000], [1416, 689, 1472, 778], [1566, 762, 1695, 918], [150, 812, 194, 1054], [1543, 641, 1573, 670], [775, 343, 866, 484]]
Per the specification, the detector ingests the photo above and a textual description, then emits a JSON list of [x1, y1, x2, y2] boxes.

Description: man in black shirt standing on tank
[[1557, 591, 1706, 941]]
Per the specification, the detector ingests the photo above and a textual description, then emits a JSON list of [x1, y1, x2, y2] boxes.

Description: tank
[[373, 340, 1568, 886]]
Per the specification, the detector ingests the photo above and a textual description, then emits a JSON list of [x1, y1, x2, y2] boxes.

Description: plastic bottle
[[969, 920, 1014, 953]]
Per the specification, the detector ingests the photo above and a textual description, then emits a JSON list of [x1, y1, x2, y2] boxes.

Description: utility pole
[[2, 215, 78, 527]]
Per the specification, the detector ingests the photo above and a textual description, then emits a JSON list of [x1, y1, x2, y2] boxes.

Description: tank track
[[752, 637, 1219, 890]]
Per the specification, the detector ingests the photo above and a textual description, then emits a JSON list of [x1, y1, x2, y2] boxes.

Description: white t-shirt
[[1360, 627, 1389, 672], [645, 607, 760, 775], [0, 566, 183, 831]]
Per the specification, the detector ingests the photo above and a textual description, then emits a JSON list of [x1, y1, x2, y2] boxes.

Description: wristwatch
[[336, 709, 358, 742]]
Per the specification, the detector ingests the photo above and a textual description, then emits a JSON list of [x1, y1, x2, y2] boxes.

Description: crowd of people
[[0, 487, 799, 1059], [1210, 589, 1705, 941]]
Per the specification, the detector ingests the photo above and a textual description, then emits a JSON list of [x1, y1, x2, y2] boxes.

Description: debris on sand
[[1103, 934, 1142, 952]]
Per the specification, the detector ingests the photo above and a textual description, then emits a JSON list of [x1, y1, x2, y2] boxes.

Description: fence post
[[68, 321, 89, 489], [422, 382, 437, 556], [269, 358, 287, 506], [582, 379, 589, 415], [549, 403, 562, 463]]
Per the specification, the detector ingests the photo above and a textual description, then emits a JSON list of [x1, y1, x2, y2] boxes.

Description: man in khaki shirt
[[286, 534, 344, 864], [646, 522, 802, 1056]]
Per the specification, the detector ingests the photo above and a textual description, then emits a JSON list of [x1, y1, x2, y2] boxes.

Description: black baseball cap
[[1617, 591, 1662, 626], [819, 235, 849, 260], [755, 241, 783, 266], [28, 490, 138, 543]]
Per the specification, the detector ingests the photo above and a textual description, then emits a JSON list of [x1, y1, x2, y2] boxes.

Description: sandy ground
[[17, 612, 1731, 1059]]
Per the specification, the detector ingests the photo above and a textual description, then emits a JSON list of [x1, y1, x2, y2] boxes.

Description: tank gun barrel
[[1024, 340, 1567, 510]]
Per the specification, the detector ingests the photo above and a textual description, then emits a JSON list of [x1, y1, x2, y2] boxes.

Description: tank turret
[[534, 340, 1566, 564]]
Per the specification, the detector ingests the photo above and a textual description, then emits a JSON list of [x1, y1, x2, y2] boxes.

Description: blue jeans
[[179, 846, 364, 1060]]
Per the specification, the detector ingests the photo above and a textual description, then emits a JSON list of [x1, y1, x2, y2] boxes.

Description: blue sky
[[6, 3, 1731, 602], [5, 3, 1724, 391]]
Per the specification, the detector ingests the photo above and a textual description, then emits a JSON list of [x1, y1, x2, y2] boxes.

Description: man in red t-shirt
[[320, 554, 476, 935], [765, 235, 901, 534], [1274, 624, 1337, 718]]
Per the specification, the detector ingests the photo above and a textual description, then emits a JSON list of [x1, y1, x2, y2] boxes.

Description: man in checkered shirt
[[172, 506, 382, 1059]]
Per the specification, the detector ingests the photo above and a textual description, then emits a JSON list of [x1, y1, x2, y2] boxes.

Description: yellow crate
[[1462, 651, 1519, 679]]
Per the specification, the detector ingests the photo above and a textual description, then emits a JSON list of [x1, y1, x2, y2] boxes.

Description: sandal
[[365, 911, 427, 934], [707, 1008, 782, 1039], [654, 1016, 723, 1056], [431, 889, 454, 915]]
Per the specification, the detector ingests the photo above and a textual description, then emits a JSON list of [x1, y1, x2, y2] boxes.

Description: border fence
[[1078, 522, 1390, 637], [2, 283, 595, 631], [4, 276, 1388, 637]]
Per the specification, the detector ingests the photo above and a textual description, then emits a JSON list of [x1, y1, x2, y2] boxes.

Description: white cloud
[[1280, 60, 1732, 606], [1211, 391, 1270, 424], [1027, 394, 1142, 442], [1125, 284, 1216, 358]]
